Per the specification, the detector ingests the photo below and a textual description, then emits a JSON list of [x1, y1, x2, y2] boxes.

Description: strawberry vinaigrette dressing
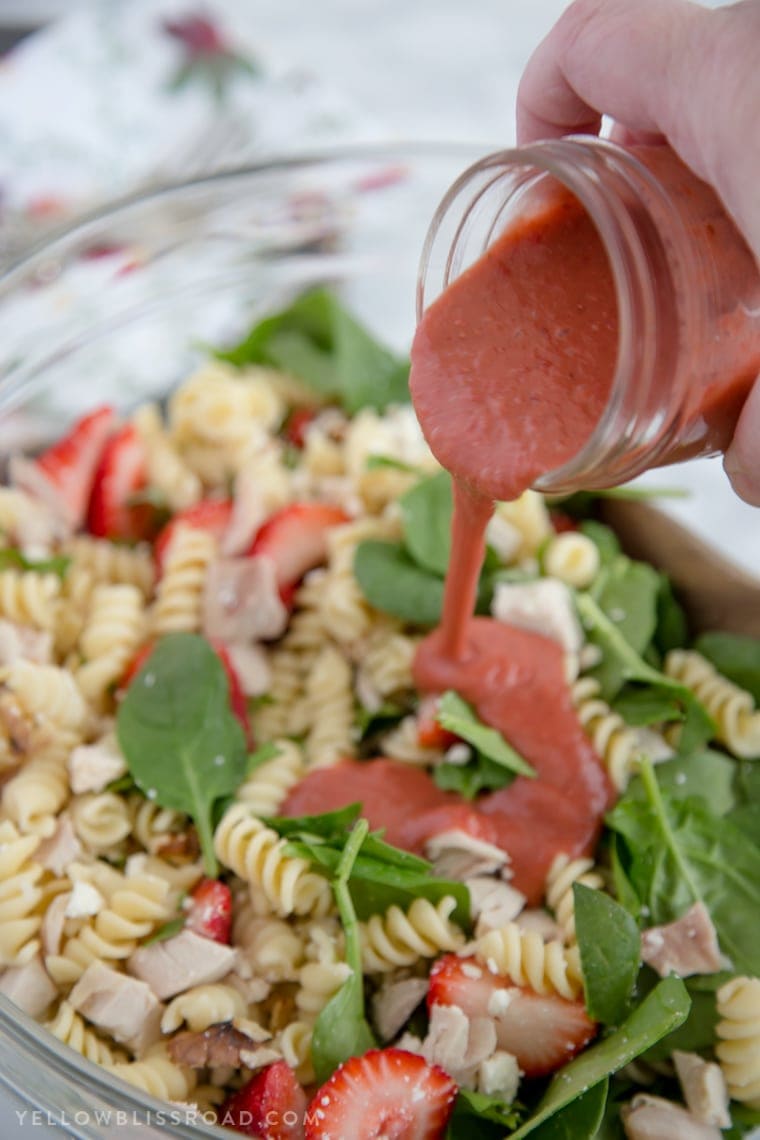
[[284, 192, 620, 899]]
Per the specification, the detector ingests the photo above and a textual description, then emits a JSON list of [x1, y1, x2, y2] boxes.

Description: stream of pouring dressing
[[285, 191, 619, 899]]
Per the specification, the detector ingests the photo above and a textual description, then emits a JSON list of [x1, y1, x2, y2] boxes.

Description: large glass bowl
[[0, 144, 480, 1140]]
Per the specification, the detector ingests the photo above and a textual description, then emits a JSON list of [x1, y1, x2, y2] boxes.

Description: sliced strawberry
[[222, 1060, 307, 1139], [549, 510, 578, 534], [87, 423, 153, 542], [214, 642, 254, 749], [284, 407, 317, 449], [12, 405, 115, 528], [118, 638, 252, 746], [428, 955, 596, 1078], [417, 694, 459, 751], [249, 503, 349, 594], [305, 1048, 456, 1140], [154, 497, 233, 574], [185, 877, 232, 944]]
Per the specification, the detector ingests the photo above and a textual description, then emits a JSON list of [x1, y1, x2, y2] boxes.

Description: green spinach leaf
[[310, 819, 376, 1082], [433, 753, 515, 799], [508, 977, 690, 1139], [606, 758, 760, 975], [143, 916, 186, 946], [611, 687, 684, 727], [447, 1089, 524, 1139], [354, 540, 444, 625], [437, 691, 535, 777], [116, 633, 247, 876], [654, 575, 689, 656], [529, 1080, 609, 1140], [400, 471, 453, 577], [0, 547, 70, 577], [216, 288, 410, 413], [574, 884, 640, 1026], [579, 520, 622, 564], [590, 557, 660, 657], [622, 749, 737, 817], [695, 632, 760, 705]]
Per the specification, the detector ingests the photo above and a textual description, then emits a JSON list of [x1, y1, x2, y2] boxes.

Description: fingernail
[[723, 457, 760, 506]]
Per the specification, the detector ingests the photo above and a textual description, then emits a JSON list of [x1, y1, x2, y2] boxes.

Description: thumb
[[723, 377, 760, 507]]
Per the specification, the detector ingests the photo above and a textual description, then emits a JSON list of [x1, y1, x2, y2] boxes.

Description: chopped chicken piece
[[68, 733, 126, 795], [202, 556, 287, 643], [468, 878, 526, 937], [222, 445, 290, 557], [0, 955, 57, 1018], [35, 815, 83, 876], [477, 1051, 521, 1100], [425, 830, 510, 881], [673, 1051, 730, 1128], [371, 977, 429, 1042], [0, 621, 52, 667], [220, 644, 271, 697], [621, 1093, 722, 1140], [491, 579, 582, 653], [422, 1003, 497, 1089], [128, 929, 238, 1000], [69, 961, 164, 1055], [640, 903, 721, 978]]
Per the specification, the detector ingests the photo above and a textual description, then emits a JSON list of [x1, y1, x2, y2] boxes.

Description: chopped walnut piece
[[168, 1022, 276, 1070]]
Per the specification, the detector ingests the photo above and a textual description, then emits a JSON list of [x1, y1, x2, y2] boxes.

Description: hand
[[517, 0, 760, 504]]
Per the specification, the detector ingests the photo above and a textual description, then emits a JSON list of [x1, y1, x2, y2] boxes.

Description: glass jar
[[416, 137, 760, 493]]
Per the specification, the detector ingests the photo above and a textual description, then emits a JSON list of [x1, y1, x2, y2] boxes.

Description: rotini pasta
[[571, 674, 671, 790], [360, 897, 465, 974], [665, 650, 760, 759], [237, 739, 306, 818], [161, 984, 249, 1034], [0, 570, 61, 631], [104, 1043, 197, 1103], [543, 532, 600, 589], [716, 975, 760, 1107], [46, 1000, 127, 1066], [70, 793, 132, 853], [151, 524, 217, 635], [545, 853, 605, 943], [303, 644, 356, 769], [75, 584, 146, 706], [0, 820, 44, 966], [474, 923, 584, 1001]]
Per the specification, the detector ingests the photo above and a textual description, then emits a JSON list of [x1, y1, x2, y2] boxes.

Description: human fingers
[[517, 0, 705, 149], [724, 379, 760, 507]]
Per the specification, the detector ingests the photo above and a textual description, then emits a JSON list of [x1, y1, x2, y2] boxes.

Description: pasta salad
[[0, 288, 758, 1140]]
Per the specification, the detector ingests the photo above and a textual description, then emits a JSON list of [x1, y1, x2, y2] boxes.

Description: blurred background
[[0, 0, 754, 581]]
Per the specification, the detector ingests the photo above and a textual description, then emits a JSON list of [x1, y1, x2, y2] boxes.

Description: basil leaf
[[116, 633, 247, 876], [433, 754, 515, 800], [607, 759, 760, 975], [528, 1080, 609, 1140], [574, 884, 640, 1026], [354, 539, 444, 626], [437, 691, 535, 777], [216, 288, 410, 413], [695, 632, 760, 705], [0, 546, 70, 577], [400, 471, 453, 577], [508, 977, 690, 1139], [311, 819, 376, 1081]]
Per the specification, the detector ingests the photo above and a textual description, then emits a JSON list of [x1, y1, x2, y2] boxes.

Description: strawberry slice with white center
[[87, 423, 152, 542], [249, 503, 349, 599], [11, 405, 115, 529], [185, 877, 232, 944], [222, 1060, 307, 1139], [428, 954, 597, 1078], [305, 1048, 457, 1140]]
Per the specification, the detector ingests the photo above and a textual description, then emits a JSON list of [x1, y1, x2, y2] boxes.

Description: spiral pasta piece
[[46, 1000, 127, 1066], [161, 984, 248, 1034], [76, 584, 146, 706], [46, 872, 173, 986], [2, 734, 76, 837], [214, 804, 332, 918], [64, 536, 155, 597], [295, 960, 352, 1016], [474, 923, 584, 1001], [571, 675, 670, 791], [356, 622, 418, 699], [152, 525, 217, 635], [70, 793, 132, 853], [543, 532, 601, 589], [665, 650, 760, 758], [132, 403, 202, 512], [545, 853, 604, 943], [359, 896, 465, 974], [129, 794, 187, 856], [4, 659, 89, 734], [0, 820, 44, 966], [0, 570, 61, 631], [104, 1043, 196, 1103], [303, 644, 355, 769], [275, 1019, 315, 1084], [237, 739, 306, 818], [233, 903, 305, 983], [716, 975, 760, 1107]]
